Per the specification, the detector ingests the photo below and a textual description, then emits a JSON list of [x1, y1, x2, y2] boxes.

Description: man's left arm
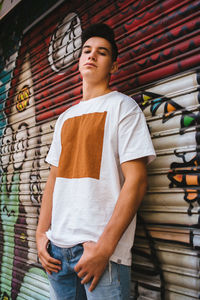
[[74, 157, 148, 291]]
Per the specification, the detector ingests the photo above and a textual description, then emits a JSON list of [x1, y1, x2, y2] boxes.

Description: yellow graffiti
[[16, 85, 31, 112], [20, 232, 26, 242], [141, 94, 152, 106]]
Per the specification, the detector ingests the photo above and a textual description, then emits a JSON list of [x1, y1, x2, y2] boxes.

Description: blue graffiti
[[0, 69, 10, 137]]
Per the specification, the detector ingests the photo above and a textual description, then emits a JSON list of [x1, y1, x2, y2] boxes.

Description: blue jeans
[[47, 242, 131, 300]]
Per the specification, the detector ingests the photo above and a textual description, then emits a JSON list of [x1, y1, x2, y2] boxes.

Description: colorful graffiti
[[131, 72, 200, 299], [0, 30, 48, 300], [0, 4, 84, 299], [139, 74, 200, 217], [0, 58, 49, 299]]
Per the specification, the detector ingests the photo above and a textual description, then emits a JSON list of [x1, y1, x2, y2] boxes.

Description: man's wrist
[[35, 230, 47, 241], [96, 238, 116, 259]]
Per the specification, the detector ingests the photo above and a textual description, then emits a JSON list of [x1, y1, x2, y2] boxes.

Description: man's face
[[79, 36, 117, 83]]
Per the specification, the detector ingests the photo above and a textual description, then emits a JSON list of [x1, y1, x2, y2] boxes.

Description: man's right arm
[[36, 165, 61, 274]]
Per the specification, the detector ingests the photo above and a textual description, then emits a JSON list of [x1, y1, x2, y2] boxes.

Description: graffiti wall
[[0, 0, 199, 299], [132, 72, 200, 299]]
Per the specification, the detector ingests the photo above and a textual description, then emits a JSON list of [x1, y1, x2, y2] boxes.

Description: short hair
[[81, 23, 118, 61]]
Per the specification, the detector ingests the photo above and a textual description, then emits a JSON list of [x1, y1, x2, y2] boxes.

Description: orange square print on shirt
[[57, 111, 107, 179]]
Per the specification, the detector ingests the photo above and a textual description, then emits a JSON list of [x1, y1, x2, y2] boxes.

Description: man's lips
[[84, 63, 97, 67]]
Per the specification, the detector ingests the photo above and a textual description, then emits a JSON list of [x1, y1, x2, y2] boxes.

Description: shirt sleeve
[[45, 118, 62, 167], [118, 101, 156, 165]]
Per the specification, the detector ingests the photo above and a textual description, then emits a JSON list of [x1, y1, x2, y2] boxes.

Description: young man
[[36, 23, 156, 300]]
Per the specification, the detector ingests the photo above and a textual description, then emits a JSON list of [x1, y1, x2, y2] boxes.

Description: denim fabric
[[47, 242, 131, 300]]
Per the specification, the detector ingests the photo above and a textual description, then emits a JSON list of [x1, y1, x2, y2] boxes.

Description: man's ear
[[110, 61, 118, 74]]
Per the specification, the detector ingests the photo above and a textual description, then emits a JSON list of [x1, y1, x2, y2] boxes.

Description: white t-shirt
[[46, 91, 156, 265]]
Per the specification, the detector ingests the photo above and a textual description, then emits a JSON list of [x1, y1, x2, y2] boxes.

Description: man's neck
[[82, 81, 112, 101]]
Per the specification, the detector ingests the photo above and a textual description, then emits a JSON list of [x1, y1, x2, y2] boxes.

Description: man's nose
[[88, 51, 97, 61]]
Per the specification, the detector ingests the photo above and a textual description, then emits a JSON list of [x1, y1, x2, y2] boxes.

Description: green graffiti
[[17, 268, 49, 300], [0, 171, 49, 299], [0, 173, 19, 299], [183, 115, 195, 127]]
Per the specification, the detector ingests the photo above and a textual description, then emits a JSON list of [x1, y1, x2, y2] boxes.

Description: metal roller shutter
[[0, 0, 199, 299], [132, 72, 200, 299]]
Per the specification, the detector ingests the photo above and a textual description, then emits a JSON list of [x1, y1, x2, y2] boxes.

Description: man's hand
[[74, 241, 109, 291], [36, 233, 61, 275]]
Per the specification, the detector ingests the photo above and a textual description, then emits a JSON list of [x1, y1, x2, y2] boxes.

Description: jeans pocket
[[48, 242, 63, 263]]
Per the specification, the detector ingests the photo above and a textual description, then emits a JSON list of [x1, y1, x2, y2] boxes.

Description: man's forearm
[[97, 158, 147, 257], [36, 165, 57, 236], [36, 166, 62, 274]]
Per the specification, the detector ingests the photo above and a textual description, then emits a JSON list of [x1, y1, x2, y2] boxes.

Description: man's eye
[[83, 50, 90, 54], [99, 52, 106, 56]]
